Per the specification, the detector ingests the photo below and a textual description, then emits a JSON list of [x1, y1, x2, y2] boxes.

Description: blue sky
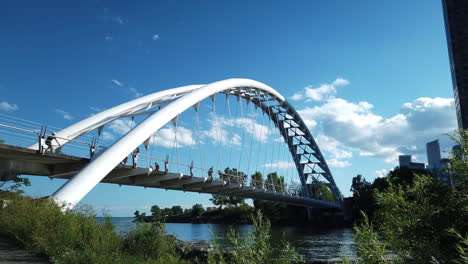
[[0, 0, 458, 216]]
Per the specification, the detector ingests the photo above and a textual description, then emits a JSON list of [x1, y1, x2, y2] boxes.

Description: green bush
[[123, 221, 176, 259], [353, 212, 390, 264], [207, 210, 304, 264], [0, 192, 186, 264]]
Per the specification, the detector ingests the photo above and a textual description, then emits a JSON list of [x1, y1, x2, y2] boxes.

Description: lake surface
[[108, 217, 355, 261]]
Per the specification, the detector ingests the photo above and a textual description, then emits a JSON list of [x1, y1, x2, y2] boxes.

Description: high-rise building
[[442, 0, 468, 129], [426, 140, 442, 169], [398, 155, 425, 170]]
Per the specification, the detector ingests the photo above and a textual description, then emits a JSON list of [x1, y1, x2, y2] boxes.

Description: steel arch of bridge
[[29, 79, 341, 208]]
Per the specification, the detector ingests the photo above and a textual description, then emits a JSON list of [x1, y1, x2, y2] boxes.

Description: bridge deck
[[0, 144, 340, 209]]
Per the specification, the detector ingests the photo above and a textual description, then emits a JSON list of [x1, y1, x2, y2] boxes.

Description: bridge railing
[[0, 121, 306, 198]]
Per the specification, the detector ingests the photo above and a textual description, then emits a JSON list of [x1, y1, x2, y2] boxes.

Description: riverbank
[[2, 192, 351, 263], [136, 205, 349, 228]]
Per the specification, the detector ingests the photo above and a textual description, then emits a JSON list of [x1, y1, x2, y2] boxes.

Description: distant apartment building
[[425, 140, 452, 185], [398, 155, 425, 170], [442, 0, 468, 129], [426, 140, 442, 169]]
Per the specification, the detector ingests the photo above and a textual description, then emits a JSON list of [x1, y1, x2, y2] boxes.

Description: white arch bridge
[[0, 79, 342, 210]]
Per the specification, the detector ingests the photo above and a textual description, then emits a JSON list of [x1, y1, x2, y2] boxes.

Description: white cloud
[[129, 87, 143, 98], [327, 159, 352, 168], [105, 36, 113, 41], [111, 79, 123, 87], [108, 119, 133, 134], [150, 126, 196, 148], [110, 79, 143, 98], [296, 79, 457, 164], [107, 119, 195, 148], [290, 78, 350, 102], [264, 161, 295, 169], [0, 101, 18, 112], [100, 131, 115, 141], [90, 106, 104, 112], [332, 78, 350, 86], [152, 34, 160, 40], [203, 115, 271, 145], [55, 109, 74, 120], [375, 169, 390, 178], [290, 93, 303, 101]]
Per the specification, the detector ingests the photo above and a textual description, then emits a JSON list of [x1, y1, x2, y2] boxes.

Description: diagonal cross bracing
[[22, 79, 341, 209]]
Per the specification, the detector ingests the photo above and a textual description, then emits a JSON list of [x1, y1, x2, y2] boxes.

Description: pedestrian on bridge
[[155, 162, 160, 173], [208, 166, 214, 181], [45, 132, 58, 152], [132, 147, 140, 168]]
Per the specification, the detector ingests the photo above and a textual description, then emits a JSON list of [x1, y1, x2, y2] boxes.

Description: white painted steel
[[28, 85, 204, 151], [52, 79, 284, 208]]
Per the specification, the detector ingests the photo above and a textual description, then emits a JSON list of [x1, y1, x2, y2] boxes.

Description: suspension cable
[[237, 93, 247, 174], [195, 108, 204, 176], [227, 91, 237, 167], [173, 118, 180, 174], [212, 95, 222, 172], [246, 94, 256, 178]]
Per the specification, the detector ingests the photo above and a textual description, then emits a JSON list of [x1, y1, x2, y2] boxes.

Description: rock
[[168, 235, 212, 262]]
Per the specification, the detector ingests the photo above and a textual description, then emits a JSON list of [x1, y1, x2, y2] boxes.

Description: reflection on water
[[106, 217, 355, 260]]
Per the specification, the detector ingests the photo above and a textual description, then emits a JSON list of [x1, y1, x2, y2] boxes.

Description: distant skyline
[[0, 0, 458, 216]]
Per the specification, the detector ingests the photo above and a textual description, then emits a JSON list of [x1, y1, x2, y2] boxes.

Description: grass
[[0, 192, 187, 264], [0, 192, 305, 264]]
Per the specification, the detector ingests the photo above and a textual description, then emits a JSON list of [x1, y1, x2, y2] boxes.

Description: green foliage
[[123, 222, 176, 260], [309, 179, 336, 202], [191, 203, 205, 217], [223, 167, 247, 185], [374, 174, 467, 263], [207, 211, 304, 264], [151, 205, 161, 217], [170, 205, 183, 215], [448, 129, 468, 186], [448, 229, 468, 264], [253, 200, 308, 222], [251, 171, 263, 188], [265, 172, 286, 192], [210, 194, 228, 210], [0, 192, 186, 264], [353, 212, 390, 264], [0, 176, 31, 194]]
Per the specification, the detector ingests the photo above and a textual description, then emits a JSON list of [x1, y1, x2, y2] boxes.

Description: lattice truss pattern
[[8, 79, 343, 208]]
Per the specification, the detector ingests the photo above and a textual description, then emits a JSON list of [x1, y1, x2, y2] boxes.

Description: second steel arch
[[51, 79, 340, 208]]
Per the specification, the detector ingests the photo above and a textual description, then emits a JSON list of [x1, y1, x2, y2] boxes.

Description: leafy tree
[[150, 205, 161, 217], [191, 204, 205, 217], [351, 130, 468, 263], [210, 194, 228, 210], [161, 208, 173, 216], [251, 171, 263, 188], [265, 172, 286, 192], [448, 129, 468, 186], [170, 205, 183, 215], [308, 179, 335, 202], [387, 166, 431, 188], [350, 174, 374, 219], [134, 210, 140, 218], [227, 195, 244, 207], [374, 174, 466, 263], [223, 167, 247, 185]]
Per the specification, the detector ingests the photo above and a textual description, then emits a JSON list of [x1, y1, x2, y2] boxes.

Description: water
[[108, 217, 355, 261]]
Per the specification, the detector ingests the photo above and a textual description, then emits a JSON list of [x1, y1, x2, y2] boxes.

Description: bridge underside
[[0, 144, 340, 209]]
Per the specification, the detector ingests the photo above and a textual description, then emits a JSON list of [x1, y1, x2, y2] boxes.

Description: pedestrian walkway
[[0, 237, 50, 264]]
